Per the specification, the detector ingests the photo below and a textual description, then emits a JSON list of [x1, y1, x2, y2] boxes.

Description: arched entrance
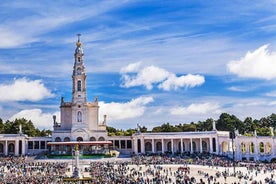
[[137, 139, 141, 153], [222, 141, 228, 153], [145, 142, 152, 153], [0, 143, 3, 155], [167, 142, 172, 152], [156, 142, 162, 152], [178, 142, 185, 152], [8, 143, 15, 155]]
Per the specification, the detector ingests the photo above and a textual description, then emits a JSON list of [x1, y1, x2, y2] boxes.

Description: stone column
[[5, 140, 8, 156], [171, 139, 174, 154], [141, 137, 145, 154], [133, 138, 138, 154], [180, 139, 183, 153], [161, 139, 164, 153], [119, 139, 121, 150], [200, 138, 202, 153], [22, 139, 26, 155], [209, 137, 213, 153], [215, 138, 219, 154], [15, 140, 19, 156], [190, 138, 193, 154], [151, 139, 154, 153]]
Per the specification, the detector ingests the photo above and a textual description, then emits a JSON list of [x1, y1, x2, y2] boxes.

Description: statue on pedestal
[[72, 144, 82, 178]]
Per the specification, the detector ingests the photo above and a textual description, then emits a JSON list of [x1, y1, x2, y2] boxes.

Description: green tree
[[0, 118, 5, 134]]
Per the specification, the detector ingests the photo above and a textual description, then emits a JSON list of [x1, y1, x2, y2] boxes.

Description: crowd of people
[[0, 156, 67, 183], [0, 154, 275, 183]]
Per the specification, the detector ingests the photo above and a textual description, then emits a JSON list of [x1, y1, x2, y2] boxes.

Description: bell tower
[[72, 34, 87, 104]]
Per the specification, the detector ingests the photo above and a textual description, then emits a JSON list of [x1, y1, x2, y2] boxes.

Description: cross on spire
[[77, 33, 81, 42]]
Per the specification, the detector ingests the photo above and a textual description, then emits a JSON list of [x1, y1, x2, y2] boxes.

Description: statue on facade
[[102, 115, 107, 125], [137, 123, 141, 133]]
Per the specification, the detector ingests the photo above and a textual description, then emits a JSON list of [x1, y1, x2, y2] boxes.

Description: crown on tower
[[76, 33, 82, 47]]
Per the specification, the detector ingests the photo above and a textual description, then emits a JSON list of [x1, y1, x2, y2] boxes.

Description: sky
[[0, 1, 276, 130]]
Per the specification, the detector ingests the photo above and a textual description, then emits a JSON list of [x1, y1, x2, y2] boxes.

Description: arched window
[[249, 142, 254, 154], [64, 137, 70, 142], [77, 137, 83, 141], [259, 142, 264, 154], [98, 137, 105, 141], [241, 142, 246, 153], [90, 137, 96, 141], [77, 81, 81, 91], [55, 137, 61, 142], [77, 111, 82, 122], [266, 142, 272, 154]]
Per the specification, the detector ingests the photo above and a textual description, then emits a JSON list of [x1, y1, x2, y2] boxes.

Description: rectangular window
[[41, 141, 46, 149], [127, 140, 132, 149], [115, 140, 119, 148], [28, 141, 33, 149], [121, 140, 126, 149], [34, 141, 39, 149], [77, 81, 81, 91]]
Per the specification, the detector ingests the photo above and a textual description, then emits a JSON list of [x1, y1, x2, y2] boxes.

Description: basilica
[[0, 36, 275, 162]]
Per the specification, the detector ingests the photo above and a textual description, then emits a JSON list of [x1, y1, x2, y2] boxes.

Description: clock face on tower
[[77, 68, 81, 75]]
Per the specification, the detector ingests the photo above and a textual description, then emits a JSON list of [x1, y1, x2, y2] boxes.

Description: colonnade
[[132, 132, 218, 155], [0, 139, 26, 156]]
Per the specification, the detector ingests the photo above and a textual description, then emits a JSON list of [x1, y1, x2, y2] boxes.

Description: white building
[[0, 36, 275, 162]]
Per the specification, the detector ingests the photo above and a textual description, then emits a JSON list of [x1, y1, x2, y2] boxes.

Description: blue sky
[[0, 1, 276, 130]]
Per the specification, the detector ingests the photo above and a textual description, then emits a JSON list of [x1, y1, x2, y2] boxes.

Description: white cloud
[[120, 62, 141, 73], [121, 65, 170, 90], [170, 102, 221, 115], [9, 109, 59, 130], [227, 45, 276, 80], [99, 96, 154, 122], [265, 91, 276, 97], [121, 64, 205, 90], [0, 78, 54, 102], [228, 86, 247, 92], [159, 74, 205, 91]]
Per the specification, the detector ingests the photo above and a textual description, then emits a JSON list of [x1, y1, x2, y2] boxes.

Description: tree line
[[0, 118, 51, 137], [0, 112, 275, 137], [107, 113, 276, 137]]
